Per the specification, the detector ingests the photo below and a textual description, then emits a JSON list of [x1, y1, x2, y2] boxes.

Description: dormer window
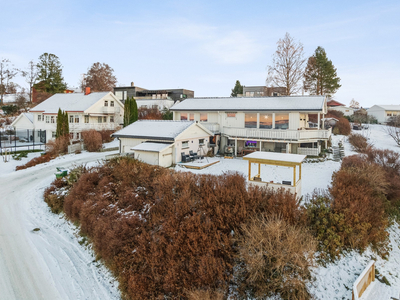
[[104, 100, 108, 107]]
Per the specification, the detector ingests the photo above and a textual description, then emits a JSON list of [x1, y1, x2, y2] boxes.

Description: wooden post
[[248, 160, 251, 181], [259, 140, 262, 151], [293, 165, 296, 186], [318, 113, 320, 130], [258, 163, 261, 176], [299, 164, 302, 180]]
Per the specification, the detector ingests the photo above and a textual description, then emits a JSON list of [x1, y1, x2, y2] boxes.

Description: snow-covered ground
[[0, 151, 121, 300]]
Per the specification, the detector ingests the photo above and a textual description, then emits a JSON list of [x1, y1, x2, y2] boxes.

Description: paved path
[[0, 152, 119, 300]]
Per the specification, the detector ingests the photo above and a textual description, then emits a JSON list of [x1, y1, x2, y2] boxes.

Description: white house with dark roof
[[170, 95, 331, 156], [112, 120, 214, 167], [367, 105, 400, 123], [24, 89, 124, 142]]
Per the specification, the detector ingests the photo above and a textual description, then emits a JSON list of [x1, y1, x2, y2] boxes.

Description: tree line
[[231, 33, 341, 98]]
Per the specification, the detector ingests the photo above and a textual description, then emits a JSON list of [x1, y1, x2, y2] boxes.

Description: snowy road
[[0, 152, 120, 300]]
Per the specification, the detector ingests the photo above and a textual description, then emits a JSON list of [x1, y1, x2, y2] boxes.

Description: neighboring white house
[[112, 120, 214, 167], [367, 105, 400, 124], [136, 99, 174, 111], [170, 95, 331, 156], [14, 89, 124, 143], [11, 113, 34, 130], [327, 99, 354, 116]]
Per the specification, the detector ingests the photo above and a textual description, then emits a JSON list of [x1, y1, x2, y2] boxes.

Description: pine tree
[[63, 111, 69, 137], [56, 108, 63, 138], [132, 97, 138, 123], [123, 97, 138, 127], [231, 80, 243, 97], [35, 53, 67, 94], [303, 47, 341, 96]]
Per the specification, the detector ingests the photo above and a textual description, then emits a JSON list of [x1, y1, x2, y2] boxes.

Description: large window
[[98, 116, 103, 123], [70, 115, 74, 123], [275, 113, 289, 129], [245, 113, 257, 128], [259, 113, 272, 129], [200, 113, 207, 122], [51, 116, 55, 123], [110, 101, 114, 107], [180, 113, 188, 121], [110, 116, 114, 123], [104, 101, 108, 107], [46, 116, 50, 123], [74, 115, 80, 123], [182, 141, 189, 148], [84, 115, 89, 123], [189, 113, 194, 121]]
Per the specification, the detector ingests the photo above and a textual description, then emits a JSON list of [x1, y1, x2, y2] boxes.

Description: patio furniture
[[181, 152, 191, 162], [189, 150, 199, 160]]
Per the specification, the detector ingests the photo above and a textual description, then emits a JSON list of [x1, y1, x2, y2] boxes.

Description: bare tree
[[15, 88, 28, 110], [82, 62, 117, 92], [21, 60, 38, 103], [266, 33, 306, 95], [385, 116, 400, 146], [0, 58, 18, 104], [349, 98, 360, 109]]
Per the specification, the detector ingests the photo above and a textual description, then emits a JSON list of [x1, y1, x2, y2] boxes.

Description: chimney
[[85, 87, 91, 95], [131, 82, 134, 87]]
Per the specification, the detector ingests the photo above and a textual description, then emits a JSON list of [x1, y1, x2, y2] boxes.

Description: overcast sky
[[1, 0, 399, 107]]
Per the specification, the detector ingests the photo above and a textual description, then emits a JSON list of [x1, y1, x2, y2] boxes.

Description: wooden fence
[[352, 261, 375, 300]]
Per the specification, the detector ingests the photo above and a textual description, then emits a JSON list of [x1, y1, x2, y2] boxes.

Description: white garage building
[[367, 105, 400, 124], [112, 120, 214, 167]]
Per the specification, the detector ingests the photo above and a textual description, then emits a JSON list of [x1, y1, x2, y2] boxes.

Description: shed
[[131, 142, 173, 167], [243, 151, 306, 195]]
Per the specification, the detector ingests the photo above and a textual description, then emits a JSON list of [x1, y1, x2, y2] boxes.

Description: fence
[[0, 128, 46, 152], [352, 261, 375, 300]]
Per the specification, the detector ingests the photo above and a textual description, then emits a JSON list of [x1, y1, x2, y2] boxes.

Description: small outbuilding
[[112, 120, 214, 167], [243, 151, 306, 195], [11, 113, 34, 130]]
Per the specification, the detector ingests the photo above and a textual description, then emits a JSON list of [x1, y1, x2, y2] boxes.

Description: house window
[[189, 113, 194, 121], [152, 105, 158, 109], [199, 139, 205, 145], [259, 113, 272, 129], [103, 116, 107, 123], [110, 116, 114, 123], [52, 131, 56, 138], [245, 113, 257, 128], [182, 141, 189, 148], [70, 133, 74, 139], [387, 113, 392, 117], [104, 100, 108, 106], [70, 115, 74, 123], [227, 113, 236, 118], [200, 113, 207, 122], [110, 101, 114, 107], [141, 105, 147, 109], [46, 116, 50, 123], [180, 113, 188, 121], [98, 116, 102, 123], [84, 115, 89, 123], [75, 115, 79, 123], [275, 113, 289, 129], [76, 132, 80, 139], [51, 116, 55, 123], [38, 115, 42, 121]]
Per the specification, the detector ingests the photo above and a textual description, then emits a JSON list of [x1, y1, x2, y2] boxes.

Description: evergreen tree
[[35, 53, 67, 94], [303, 47, 341, 96], [231, 80, 243, 97], [63, 112, 69, 137], [123, 97, 138, 127], [56, 108, 63, 138]]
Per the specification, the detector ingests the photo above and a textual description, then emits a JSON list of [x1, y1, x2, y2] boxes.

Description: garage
[[131, 142, 173, 168]]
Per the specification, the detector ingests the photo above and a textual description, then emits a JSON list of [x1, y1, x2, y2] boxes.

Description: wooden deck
[[178, 158, 220, 169]]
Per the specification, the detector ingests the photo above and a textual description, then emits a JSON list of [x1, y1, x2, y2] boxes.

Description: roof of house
[[112, 120, 195, 140], [243, 151, 307, 164], [30, 92, 110, 113], [131, 142, 172, 152], [24, 113, 34, 123], [170, 96, 326, 112], [369, 105, 400, 111], [327, 99, 345, 107], [11, 113, 34, 127]]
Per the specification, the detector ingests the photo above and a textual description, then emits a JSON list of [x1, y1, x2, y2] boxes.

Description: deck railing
[[352, 261, 375, 300]]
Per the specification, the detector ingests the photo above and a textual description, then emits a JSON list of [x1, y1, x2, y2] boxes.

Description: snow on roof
[[24, 113, 34, 123], [131, 142, 172, 152], [30, 92, 110, 113], [112, 120, 194, 140], [243, 151, 306, 164], [170, 96, 325, 112], [371, 105, 400, 111]]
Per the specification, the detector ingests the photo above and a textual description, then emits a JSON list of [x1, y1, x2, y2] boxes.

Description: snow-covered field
[[0, 125, 399, 300]]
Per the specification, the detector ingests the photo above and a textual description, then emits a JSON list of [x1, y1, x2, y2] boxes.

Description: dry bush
[[46, 135, 70, 156], [335, 117, 351, 135], [348, 133, 370, 153], [327, 110, 344, 119], [81, 129, 102, 152], [187, 289, 224, 300], [59, 157, 309, 299], [99, 129, 115, 143], [43, 178, 69, 213], [15, 153, 52, 170], [236, 214, 316, 300], [330, 155, 389, 253], [138, 107, 163, 120]]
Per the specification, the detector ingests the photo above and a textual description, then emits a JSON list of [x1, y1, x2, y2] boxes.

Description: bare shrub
[[327, 109, 344, 119], [46, 135, 69, 156], [43, 178, 69, 213], [236, 214, 316, 300], [384, 124, 400, 146], [335, 117, 351, 135], [15, 153, 52, 170], [187, 289, 224, 300], [99, 129, 115, 143], [348, 133, 370, 153], [81, 129, 102, 152], [138, 107, 163, 120]]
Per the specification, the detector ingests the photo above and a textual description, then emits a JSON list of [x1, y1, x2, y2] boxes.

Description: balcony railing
[[201, 122, 220, 133], [102, 106, 120, 114], [222, 127, 331, 141]]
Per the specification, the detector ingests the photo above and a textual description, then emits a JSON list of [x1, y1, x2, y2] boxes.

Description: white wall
[[13, 115, 34, 130], [367, 106, 392, 123], [329, 106, 354, 116]]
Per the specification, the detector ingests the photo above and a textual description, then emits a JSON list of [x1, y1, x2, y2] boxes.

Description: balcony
[[222, 127, 331, 141], [102, 106, 120, 114], [201, 122, 220, 133]]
